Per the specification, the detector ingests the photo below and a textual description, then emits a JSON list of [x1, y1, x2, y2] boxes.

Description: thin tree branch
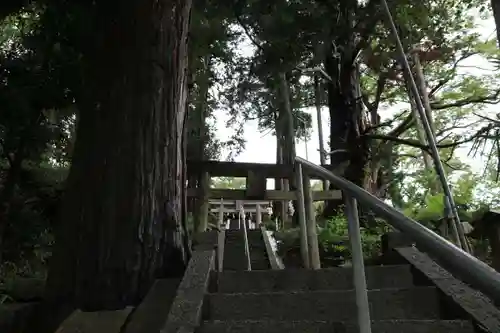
[[366, 130, 495, 152], [353, 0, 382, 55], [428, 52, 478, 98], [233, 12, 265, 53], [473, 112, 500, 125], [431, 89, 500, 110], [386, 113, 415, 138], [435, 120, 483, 137]]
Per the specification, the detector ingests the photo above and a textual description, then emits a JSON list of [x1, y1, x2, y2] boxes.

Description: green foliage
[[275, 213, 385, 267], [0, 6, 77, 279], [211, 177, 246, 189], [262, 219, 277, 231], [1, 165, 65, 279], [1, 0, 500, 284], [317, 214, 386, 263]]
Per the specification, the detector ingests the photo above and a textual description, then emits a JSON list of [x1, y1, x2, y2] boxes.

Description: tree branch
[[473, 112, 500, 125], [364, 110, 410, 133], [366, 130, 495, 152], [233, 11, 265, 53], [353, 0, 382, 55], [435, 120, 483, 137], [387, 113, 414, 138], [431, 89, 500, 110], [428, 52, 478, 98]]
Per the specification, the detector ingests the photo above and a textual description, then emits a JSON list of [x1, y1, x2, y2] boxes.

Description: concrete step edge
[[209, 286, 434, 296]]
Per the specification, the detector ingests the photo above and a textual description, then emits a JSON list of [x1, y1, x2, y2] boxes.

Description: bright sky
[[213, 14, 498, 175]]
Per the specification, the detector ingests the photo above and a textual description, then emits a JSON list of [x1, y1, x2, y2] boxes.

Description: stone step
[[215, 265, 413, 293], [205, 287, 440, 321], [223, 230, 269, 271], [198, 320, 474, 333]]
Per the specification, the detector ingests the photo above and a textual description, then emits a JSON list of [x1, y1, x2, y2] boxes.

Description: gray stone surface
[[215, 265, 413, 293], [222, 229, 270, 271], [193, 231, 219, 251], [198, 320, 345, 332], [382, 232, 414, 253], [396, 246, 500, 332], [0, 302, 37, 332], [223, 230, 248, 271], [352, 319, 474, 332], [0, 278, 45, 301], [229, 219, 240, 230], [206, 287, 440, 321], [198, 320, 474, 333], [55, 308, 133, 333], [247, 230, 270, 270], [261, 228, 284, 270], [161, 250, 215, 333], [123, 278, 181, 333]]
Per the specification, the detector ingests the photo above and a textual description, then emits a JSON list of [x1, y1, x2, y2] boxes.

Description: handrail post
[[196, 171, 210, 232], [380, 0, 469, 253], [240, 204, 252, 271], [295, 162, 310, 269], [295, 156, 500, 305], [303, 169, 321, 269], [345, 194, 372, 333], [256, 204, 262, 228], [217, 198, 224, 230], [217, 198, 224, 272]]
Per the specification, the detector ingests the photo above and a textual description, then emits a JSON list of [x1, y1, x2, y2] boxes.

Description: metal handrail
[[381, 0, 469, 252], [239, 204, 252, 271], [217, 199, 225, 272], [345, 194, 372, 333], [296, 156, 500, 304]]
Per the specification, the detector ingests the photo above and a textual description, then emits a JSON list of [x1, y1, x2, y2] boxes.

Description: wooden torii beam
[[188, 160, 342, 232]]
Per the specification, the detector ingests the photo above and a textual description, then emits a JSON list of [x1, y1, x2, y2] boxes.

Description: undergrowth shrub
[[274, 212, 389, 267]]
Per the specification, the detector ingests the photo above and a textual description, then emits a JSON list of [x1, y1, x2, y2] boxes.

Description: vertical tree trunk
[[411, 53, 440, 195], [278, 72, 296, 226], [322, 5, 368, 218], [314, 75, 328, 190], [278, 72, 296, 166], [492, 0, 500, 48], [45, 0, 192, 314], [274, 110, 286, 225], [190, 55, 211, 230]]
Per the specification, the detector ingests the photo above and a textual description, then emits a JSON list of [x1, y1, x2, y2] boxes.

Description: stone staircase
[[223, 226, 270, 271], [198, 265, 475, 332]]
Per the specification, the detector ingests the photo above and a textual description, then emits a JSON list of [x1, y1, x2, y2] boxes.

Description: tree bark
[[411, 53, 441, 195], [322, 6, 368, 218], [314, 75, 328, 191], [492, 0, 500, 48], [278, 72, 296, 226], [274, 110, 286, 225], [189, 55, 211, 226], [278, 72, 296, 166], [45, 0, 192, 315]]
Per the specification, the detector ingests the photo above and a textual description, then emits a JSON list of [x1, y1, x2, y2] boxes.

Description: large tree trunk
[[322, 6, 369, 218], [277, 72, 296, 226], [187, 55, 211, 220], [273, 110, 286, 225], [492, 0, 500, 47], [44, 0, 192, 316]]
